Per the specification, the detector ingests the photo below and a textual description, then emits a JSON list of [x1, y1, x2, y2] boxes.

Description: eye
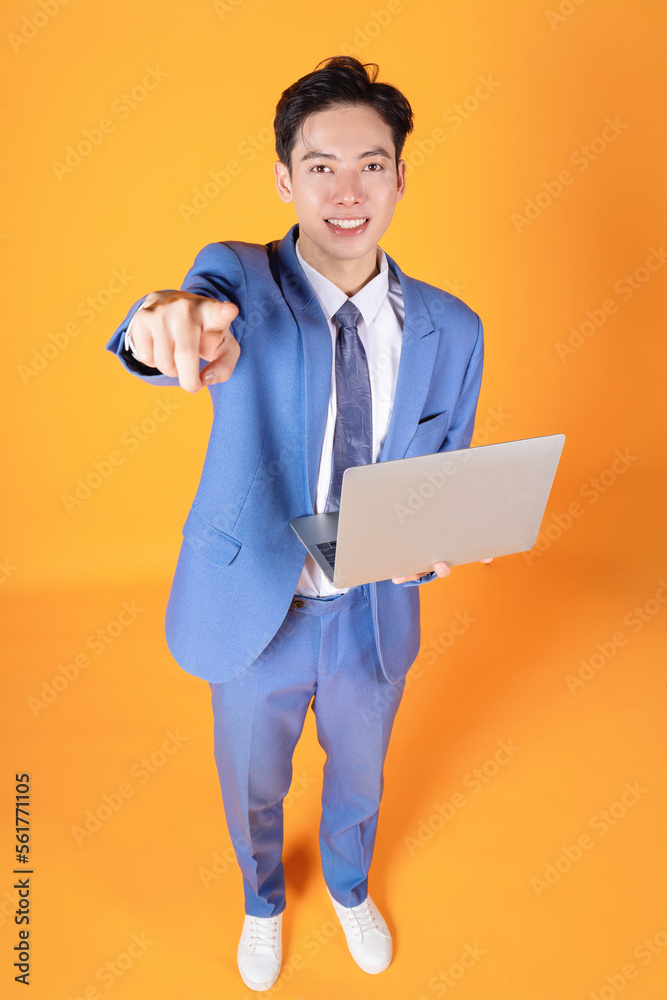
[[310, 164, 332, 173], [364, 162, 384, 171]]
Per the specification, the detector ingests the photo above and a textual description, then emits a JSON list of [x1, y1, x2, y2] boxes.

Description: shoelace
[[342, 899, 382, 941], [247, 917, 279, 950]]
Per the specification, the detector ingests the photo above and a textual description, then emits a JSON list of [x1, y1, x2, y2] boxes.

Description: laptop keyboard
[[315, 540, 337, 569]]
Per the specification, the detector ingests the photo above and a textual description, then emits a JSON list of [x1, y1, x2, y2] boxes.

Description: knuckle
[[172, 341, 198, 358], [173, 298, 195, 317]]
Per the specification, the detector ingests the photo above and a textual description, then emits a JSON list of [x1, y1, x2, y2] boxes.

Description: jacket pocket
[[182, 509, 242, 567], [404, 409, 450, 457]]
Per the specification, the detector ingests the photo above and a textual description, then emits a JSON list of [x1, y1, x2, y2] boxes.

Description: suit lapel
[[274, 226, 438, 509], [378, 250, 437, 463], [275, 225, 332, 512]]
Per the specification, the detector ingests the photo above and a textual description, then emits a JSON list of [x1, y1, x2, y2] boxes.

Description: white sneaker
[[327, 886, 392, 974], [237, 911, 282, 991]]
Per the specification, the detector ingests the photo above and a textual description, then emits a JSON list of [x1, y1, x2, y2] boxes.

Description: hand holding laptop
[[391, 557, 493, 585], [290, 434, 565, 590]]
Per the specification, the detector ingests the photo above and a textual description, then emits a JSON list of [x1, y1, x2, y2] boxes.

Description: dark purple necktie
[[324, 299, 373, 513]]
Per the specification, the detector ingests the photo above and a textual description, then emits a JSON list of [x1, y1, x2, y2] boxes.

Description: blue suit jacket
[[104, 223, 484, 684]]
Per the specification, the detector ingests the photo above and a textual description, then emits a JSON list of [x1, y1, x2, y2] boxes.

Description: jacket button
[[292, 599, 304, 608]]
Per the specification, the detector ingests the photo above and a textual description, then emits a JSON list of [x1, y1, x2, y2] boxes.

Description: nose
[[332, 169, 365, 207]]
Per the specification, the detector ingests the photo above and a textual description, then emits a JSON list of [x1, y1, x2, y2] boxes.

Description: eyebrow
[[299, 147, 393, 162]]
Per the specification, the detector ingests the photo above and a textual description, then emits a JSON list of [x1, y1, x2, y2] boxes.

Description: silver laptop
[[290, 433, 565, 589]]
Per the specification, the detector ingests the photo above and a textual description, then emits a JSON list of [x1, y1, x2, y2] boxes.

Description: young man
[[105, 56, 484, 991]]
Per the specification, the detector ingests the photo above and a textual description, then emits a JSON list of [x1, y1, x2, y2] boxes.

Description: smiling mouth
[[325, 218, 369, 229]]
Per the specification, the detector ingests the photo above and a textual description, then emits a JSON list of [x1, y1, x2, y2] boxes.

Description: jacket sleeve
[[103, 241, 247, 388], [403, 312, 485, 587]]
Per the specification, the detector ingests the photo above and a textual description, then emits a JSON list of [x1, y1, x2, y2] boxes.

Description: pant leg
[[208, 585, 407, 915], [310, 585, 407, 907], [209, 606, 319, 917]]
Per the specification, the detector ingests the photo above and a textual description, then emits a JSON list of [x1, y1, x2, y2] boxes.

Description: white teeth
[[326, 218, 368, 229]]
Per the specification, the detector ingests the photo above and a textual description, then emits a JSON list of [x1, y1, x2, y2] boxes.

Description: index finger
[[173, 299, 238, 391]]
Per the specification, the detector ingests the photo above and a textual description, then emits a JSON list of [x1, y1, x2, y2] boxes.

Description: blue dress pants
[[209, 583, 407, 917]]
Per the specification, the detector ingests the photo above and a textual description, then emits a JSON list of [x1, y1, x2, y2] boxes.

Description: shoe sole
[[238, 969, 281, 991]]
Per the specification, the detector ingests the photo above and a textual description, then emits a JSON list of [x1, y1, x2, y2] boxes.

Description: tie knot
[[334, 299, 362, 332]]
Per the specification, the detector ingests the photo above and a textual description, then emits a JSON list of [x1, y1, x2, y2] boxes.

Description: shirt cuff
[[124, 300, 149, 359], [403, 571, 438, 587]]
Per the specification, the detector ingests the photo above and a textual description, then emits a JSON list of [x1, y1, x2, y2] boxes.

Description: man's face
[[274, 103, 406, 270]]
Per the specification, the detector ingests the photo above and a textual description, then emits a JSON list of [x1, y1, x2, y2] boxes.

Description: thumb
[[198, 299, 239, 367], [200, 326, 241, 385], [200, 297, 239, 334]]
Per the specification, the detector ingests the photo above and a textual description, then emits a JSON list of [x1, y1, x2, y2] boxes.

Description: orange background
[[1, 1, 666, 998]]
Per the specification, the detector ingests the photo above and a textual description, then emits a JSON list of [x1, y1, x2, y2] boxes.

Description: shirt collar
[[295, 236, 389, 328]]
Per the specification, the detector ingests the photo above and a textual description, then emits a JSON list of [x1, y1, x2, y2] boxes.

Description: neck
[[298, 231, 379, 297]]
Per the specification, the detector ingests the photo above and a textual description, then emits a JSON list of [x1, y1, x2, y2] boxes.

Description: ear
[[395, 159, 407, 202], [274, 160, 293, 204]]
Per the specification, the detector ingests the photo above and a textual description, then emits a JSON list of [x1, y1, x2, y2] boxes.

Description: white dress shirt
[[125, 237, 405, 597], [293, 238, 404, 596]]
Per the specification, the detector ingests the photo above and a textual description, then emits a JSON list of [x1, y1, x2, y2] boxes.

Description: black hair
[[274, 55, 414, 173]]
